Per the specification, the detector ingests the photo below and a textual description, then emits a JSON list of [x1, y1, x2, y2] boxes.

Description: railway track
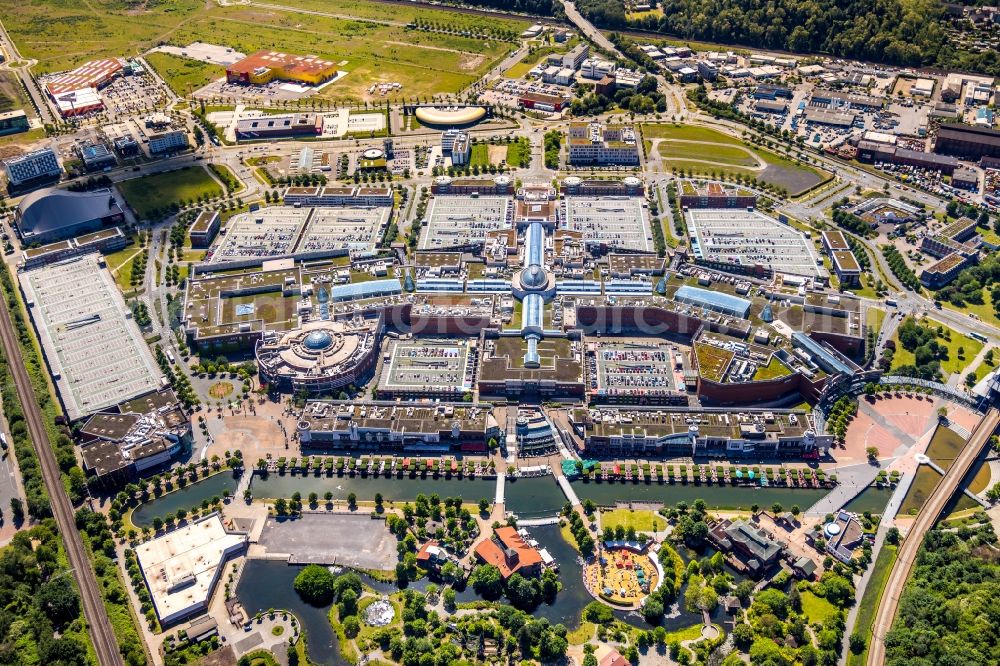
[[0, 290, 123, 666]]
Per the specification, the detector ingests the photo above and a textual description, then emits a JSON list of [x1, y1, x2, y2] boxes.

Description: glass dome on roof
[[303, 329, 333, 351], [522, 264, 547, 289]]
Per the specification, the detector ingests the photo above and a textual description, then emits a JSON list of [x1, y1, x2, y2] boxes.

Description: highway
[[0, 291, 123, 665], [866, 405, 1000, 666]]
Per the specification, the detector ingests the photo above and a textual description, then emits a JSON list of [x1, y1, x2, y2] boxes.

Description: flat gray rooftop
[[20, 255, 163, 421], [562, 196, 652, 253]]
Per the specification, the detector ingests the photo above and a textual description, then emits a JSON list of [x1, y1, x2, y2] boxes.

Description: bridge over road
[[867, 406, 1000, 666]]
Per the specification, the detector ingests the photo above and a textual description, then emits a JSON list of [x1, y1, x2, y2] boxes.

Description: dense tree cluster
[[832, 207, 875, 238], [881, 245, 921, 291], [826, 395, 858, 442], [469, 563, 561, 610], [934, 252, 1000, 318], [885, 524, 999, 665], [570, 75, 666, 116], [0, 523, 90, 666], [892, 318, 949, 380], [577, 0, 1000, 76]]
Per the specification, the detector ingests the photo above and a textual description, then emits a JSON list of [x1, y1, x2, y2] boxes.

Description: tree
[[339, 588, 358, 617], [10, 497, 24, 522], [294, 564, 336, 605], [732, 622, 754, 649], [443, 587, 457, 611], [866, 446, 879, 462], [37, 576, 81, 626], [642, 597, 664, 624], [478, 498, 489, 513], [342, 615, 360, 638], [849, 632, 866, 654], [469, 564, 503, 600], [347, 492, 357, 509]]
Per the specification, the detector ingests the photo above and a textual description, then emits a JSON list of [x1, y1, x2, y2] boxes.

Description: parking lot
[[298, 207, 390, 254], [421, 195, 513, 250], [380, 337, 475, 394], [99, 69, 170, 119], [562, 196, 652, 253], [687, 208, 824, 279], [588, 339, 682, 396], [258, 513, 398, 569], [208, 207, 310, 263]]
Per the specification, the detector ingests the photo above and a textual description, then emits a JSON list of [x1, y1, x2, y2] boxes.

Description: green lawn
[[867, 307, 887, 337], [118, 167, 223, 220], [846, 274, 881, 300], [890, 317, 984, 380], [657, 140, 759, 168], [753, 356, 792, 380], [799, 590, 838, 624], [600, 508, 664, 533], [469, 144, 490, 168], [506, 140, 531, 168], [144, 51, 221, 96], [971, 352, 995, 382], [939, 288, 1000, 329], [847, 545, 898, 666]]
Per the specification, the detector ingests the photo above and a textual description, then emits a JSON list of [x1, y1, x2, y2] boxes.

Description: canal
[[843, 485, 894, 514], [250, 471, 497, 505], [505, 476, 569, 518], [570, 478, 829, 510], [131, 471, 242, 528]]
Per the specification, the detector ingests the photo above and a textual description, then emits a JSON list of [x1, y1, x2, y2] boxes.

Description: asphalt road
[[0, 290, 123, 666]]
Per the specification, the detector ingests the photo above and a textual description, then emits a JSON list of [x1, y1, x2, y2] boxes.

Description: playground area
[[584, 544, 659, 609]]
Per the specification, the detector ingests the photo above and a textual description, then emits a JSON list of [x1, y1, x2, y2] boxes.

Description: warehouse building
[[19, 255, 163, 421], [934, 123, 1000, 161], [136, 514, 246, 625], [44, 58, 123, 117], [14, 188, 124, 244], [226, 50, 339, 86]]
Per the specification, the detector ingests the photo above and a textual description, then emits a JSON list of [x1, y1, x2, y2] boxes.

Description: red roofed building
[[594, 645, 630, 666], [473, 526, 543, 579]]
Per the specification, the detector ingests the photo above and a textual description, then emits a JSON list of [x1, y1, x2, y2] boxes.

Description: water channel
[[842, 485, 894, 514], [131, 471, 242, 527], [250, 471, 497, 505], [570, 478, 829, 510]]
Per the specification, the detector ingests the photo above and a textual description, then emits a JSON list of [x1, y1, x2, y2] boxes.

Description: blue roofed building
[[674, 285, 752, 318], [14, 188, 124, 244]]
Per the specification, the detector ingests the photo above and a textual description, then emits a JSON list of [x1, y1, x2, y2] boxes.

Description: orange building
[[473, 526, 543, 579], [225, 50, 338, 86]]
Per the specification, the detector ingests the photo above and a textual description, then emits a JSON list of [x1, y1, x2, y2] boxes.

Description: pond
[[505, 476, 570, 519], [131, 471, 242, 528], [570, 478, 829, 511], [250, 471, 497, 505], [236, 560, 346, 666]]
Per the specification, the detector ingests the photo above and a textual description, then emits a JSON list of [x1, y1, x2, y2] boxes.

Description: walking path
[[556, 474, 581, 507], [517, 516, 561, 526], [494, 473, 505, 506]]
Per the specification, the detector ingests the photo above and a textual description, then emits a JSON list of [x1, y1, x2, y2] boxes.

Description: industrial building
[[19, 255, 164, 421], [14, 188, 124, 244], [135, 514, 246, 625], [3, 148, 61, 192], [225, 50, 339, 86], [44, 58, 124, 117], [78, 388, 189, 486], [934, 123, 1000, 160], [566, 122, 640, 166]]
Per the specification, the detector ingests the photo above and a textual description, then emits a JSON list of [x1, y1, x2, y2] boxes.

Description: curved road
[[866, 406, 1000, 666], [0, 293, 123, 666]]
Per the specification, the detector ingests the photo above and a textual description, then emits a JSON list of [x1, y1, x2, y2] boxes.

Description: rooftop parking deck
[[421, 195, 512, 251], [562, 196, 652, 254]]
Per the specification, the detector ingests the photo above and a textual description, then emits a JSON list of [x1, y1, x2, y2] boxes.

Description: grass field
[[799, 590, 837, 624], [657, 141, 760, 168], [867, 307, 887, 338], [940, 288, 1000, 329], [642, 123, 830, 195], [118, 167, 222, 220], [847, 545, 897, 666], [506, 140, 531, 168], [890, 317, 984, 380], [5, 0, 524, 100], [600, 508, 664, 533], [0, 71, 31, 113], [144, 51, 221, 96], [469, 144, 490, 168]]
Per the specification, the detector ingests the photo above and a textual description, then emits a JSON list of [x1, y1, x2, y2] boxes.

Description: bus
[[970, 332, 988, 343], [167, 350, 176, 364]]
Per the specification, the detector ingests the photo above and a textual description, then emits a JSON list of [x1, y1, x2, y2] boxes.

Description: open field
[[642, 123, 831, 195], [0, 71, 31, 114], [799, 590, 837, 624], [599, 508, 663, 533], [4, 0, 525, 100], [846, 545, 897, 666], [117, 167, 222, 219], [144, 51, 221, 96]]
